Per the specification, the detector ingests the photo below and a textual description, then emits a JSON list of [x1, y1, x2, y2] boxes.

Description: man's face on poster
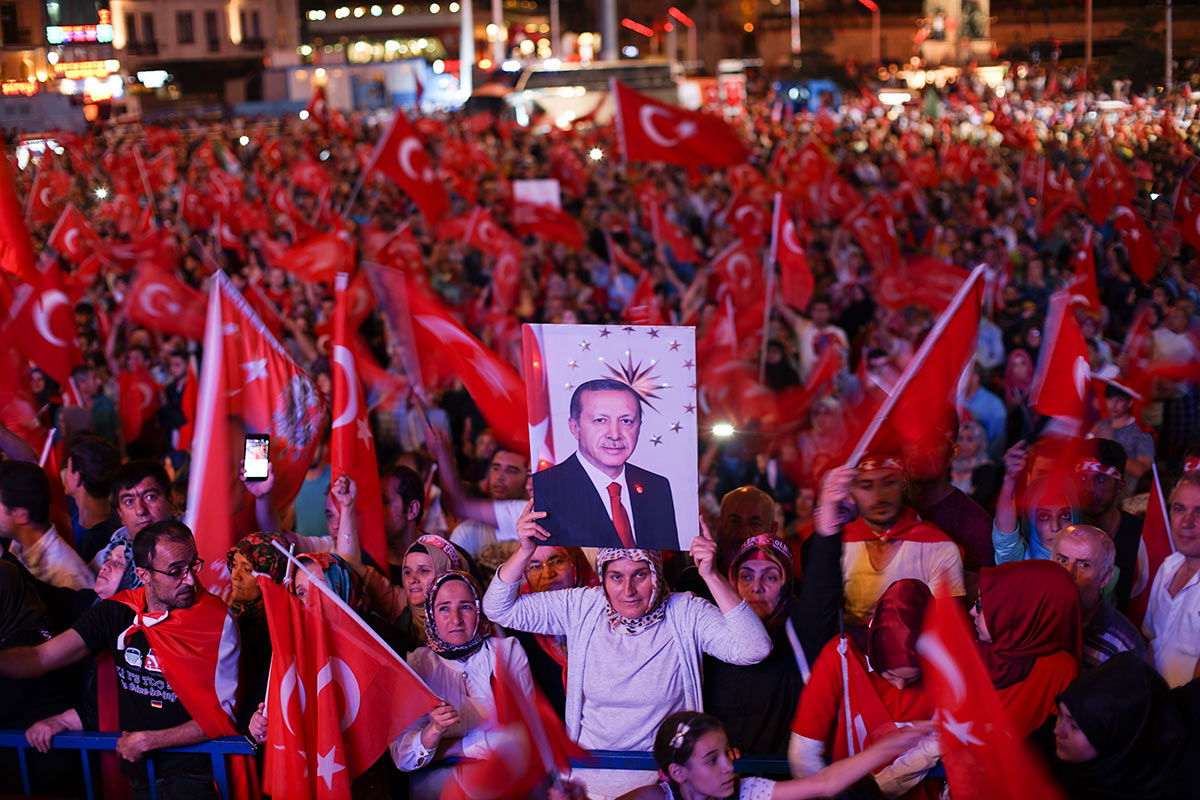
[[568, 388, 642, 477]]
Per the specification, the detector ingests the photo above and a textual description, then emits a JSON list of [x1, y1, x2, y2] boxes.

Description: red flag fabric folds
[[612, 79, 749, 168], [368, 110, 450, 223]]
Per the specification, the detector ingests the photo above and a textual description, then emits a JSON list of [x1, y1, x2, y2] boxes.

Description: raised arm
[[424, 418, 498, 527], [690, 518, 741, 613], [482, 500, 571, 635], [0, 421, 39, 463], [774, 724, 934, 800]]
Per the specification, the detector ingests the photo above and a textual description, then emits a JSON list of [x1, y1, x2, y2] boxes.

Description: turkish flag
[[851, 267, 984, 461], [146, 150, 177, 194], [917, 591, 1067, 800], [126, 262, 208, 341], [46, 204, 98, 265], [178, 183, 212, 230], [605, 233, 644, 276], [367, 264, 529, 453], [289, 160, 333, 197], [118, 366, 161, 444], [845, 198, 901, 275], [364, 223, 424, 270], [725, 193, 769, 246], [1127, 468, 1176, 627], [710, 239, 762, 308], [650, 203, 701, 263], [0, 151, 39, 285], [1068, 227, 1101, 309], [183, 274, 328, 591], [1029, 292, 1090, 431], [367, 110, 450, 223], [612, 79, 749, 168], [876, 258, 971, 312], [275, 231, 355, 284], [624, 272, 666, 325], [5, 278, 83, 386], [491, 243, 523, 312], [27, 168, 72, 225], [441, 645, 586, 800], [260, 576, 438, 799], [817, 172, 864, 223], [512, 200, 585, 249], [1083, 141, 1133, 225], [1112, 205, 1160, 282], [463, 207, 521, 257], [331, 272, 387, 569], [771, 192, 813, 310]]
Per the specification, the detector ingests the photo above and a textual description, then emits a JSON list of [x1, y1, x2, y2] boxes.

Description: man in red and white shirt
[[816, 454, 964, 626]]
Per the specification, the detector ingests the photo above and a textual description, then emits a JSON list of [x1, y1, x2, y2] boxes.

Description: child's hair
[[653, 711, 726, 777]]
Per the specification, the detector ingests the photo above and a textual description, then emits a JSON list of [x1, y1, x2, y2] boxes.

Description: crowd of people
[[0, 62, 1199, 800]]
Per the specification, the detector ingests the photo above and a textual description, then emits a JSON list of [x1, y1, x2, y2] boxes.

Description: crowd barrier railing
[[0, 731, 795, 798]]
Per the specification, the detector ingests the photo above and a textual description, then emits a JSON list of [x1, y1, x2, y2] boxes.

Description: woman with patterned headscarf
[[389, 571, 534, 776], [225, 532, 290, 732], [484, 502, 771, 798]]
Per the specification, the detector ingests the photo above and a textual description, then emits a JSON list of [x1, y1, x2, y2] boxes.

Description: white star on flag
[[356, 417, 372, 444], [223, 322, 239, 335], [316, 746, 345, 789], [940, 711, 984, 746], [241, 358, 268, 383]]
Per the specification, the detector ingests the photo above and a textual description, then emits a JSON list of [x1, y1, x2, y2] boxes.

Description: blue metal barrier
[[1, 731, 838, 796], [0, 730, 255, 800]]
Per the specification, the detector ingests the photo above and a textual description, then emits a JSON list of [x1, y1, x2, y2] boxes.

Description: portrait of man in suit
[[533, 378, 679, 550]]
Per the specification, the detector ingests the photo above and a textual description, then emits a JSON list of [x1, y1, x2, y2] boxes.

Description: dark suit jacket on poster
[[533, 453, 680, 550]]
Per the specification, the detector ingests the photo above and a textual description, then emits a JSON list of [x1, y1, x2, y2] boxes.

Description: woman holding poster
[[483, 501, 771, 798]]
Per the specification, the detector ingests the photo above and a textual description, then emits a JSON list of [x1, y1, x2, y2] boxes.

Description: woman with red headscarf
[[970, 559, 1082, 738], [789, 580, 942, 800]]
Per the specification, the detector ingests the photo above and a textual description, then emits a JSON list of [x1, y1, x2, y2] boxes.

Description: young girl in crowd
[[616, 711, 932, 800]]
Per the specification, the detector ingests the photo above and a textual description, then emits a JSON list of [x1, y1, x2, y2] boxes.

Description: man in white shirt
[[0, 461, 94, 590], [1142, 472, 1200, 687]]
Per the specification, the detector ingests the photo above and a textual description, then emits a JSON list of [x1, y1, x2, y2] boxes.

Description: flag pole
[[38, 428, 56, 467], [845, 264, 986, 466], [340, 111, 398, 216], [759, 193, 784, 383], [1152, 462, 1176, 552]]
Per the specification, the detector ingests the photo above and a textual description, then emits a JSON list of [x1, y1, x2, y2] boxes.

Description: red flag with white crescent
[[331, 272, 387, 570], [771, 192, 813, 310], [0, 150, 39, 286], [47, 204, 99, 265], [26, 168, 72, 225], [184, 274, 327, 591], [1028, 292, 1091, 432], [118, 366, 161, 445], [126, 262, 208, 341], [367, 110, 450, 223], [4, 277, 84, 386], [918, 590, 1068, 800], [260, 575, 438, 799], [611, 78, 749, 168], [275, 230, 355, 284], [1112, 205, 1160, 282], [1126, 467, 1176, 627]]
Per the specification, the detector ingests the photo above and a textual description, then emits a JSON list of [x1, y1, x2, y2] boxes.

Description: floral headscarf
[[424, 571, 491, 661], [297, 552, 365, 614], [595, 548, 669, 635], [226, 532, 291, 616], [727, 534, 794, 631], [404, 534, 466, 634]]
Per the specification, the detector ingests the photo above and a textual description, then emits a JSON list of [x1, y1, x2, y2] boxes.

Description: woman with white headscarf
[[483, 501, 771, 798]]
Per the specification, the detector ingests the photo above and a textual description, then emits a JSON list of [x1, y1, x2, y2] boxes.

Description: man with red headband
[[816, 454, 964, 626]]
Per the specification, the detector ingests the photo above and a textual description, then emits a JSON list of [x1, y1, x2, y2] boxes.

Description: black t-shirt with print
[[72, 600, 211, 781]]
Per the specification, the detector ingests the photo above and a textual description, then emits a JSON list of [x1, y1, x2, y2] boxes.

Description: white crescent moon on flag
[[39, 187, 55, 209], [330, 344, 359, 429], [34, 290, 69, 348], [63, 229, 80, 256], [316, 657, 361, 731], [398, 137, 423, 181], [639, 105, 684, 148], [783, 220, 805, 254], [917, 631, 967, 704], [1073, 356, 1091, 400], [140, 283, 173, 319], [137, 383, 153, 411], [279, 659, 306, 736]]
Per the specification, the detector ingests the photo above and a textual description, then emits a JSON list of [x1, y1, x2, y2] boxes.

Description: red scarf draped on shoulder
[[841, 506, 953, 544], [109, 586, 240, 738]]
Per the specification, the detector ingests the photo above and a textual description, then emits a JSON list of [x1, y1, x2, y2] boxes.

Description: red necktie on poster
[[607, 483, 636, 548]]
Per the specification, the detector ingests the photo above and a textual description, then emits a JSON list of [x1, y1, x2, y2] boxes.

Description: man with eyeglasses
[[0, 520, 241, 799]]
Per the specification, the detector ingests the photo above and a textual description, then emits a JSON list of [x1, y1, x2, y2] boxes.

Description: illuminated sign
[[46, 8, 113, 44], [54, 60, 115, 79], [1, 81, 38, 96]]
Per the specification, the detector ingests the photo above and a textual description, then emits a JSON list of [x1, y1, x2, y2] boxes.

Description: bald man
[[1051, 524, 1146, 670]]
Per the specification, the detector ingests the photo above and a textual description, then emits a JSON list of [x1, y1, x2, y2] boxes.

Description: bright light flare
[[712, 423, 735, 438], [588, 147, 604, 161]]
